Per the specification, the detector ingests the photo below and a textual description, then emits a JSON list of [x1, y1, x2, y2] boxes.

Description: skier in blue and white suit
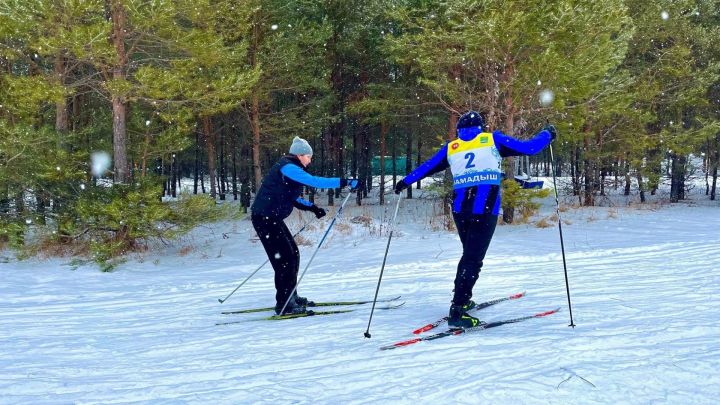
[[394, 111, 556, 328], [251, 136, 360, 315]]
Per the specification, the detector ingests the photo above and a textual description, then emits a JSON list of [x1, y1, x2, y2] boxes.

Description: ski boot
[[293, 291, 315, 307], [275, 299, 307, 315], [448, 303, 484, 329]]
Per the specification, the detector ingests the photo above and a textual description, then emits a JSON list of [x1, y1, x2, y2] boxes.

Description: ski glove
[[394, 179, 409, 195], [311, 205, 327, 219], [543, 124, 558, 141], [340, 178, 361, 190]]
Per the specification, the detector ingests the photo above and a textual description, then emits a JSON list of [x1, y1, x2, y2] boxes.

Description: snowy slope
[[1, 196, 719, 404]]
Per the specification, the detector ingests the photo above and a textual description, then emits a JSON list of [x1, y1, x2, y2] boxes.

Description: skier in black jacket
[[251, 136, 359, 315]]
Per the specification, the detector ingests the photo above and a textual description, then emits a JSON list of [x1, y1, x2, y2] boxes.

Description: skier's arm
[[292, 197, 315, 211], [493, 129, 552, 157], [293, 197, 327, 218], [402, 143, 450, 185], [280, 164, 341, 189]]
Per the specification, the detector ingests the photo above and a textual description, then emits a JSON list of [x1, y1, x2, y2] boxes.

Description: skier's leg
[[452, 213, 498, 305], [277, 221, 304, 305], [251, 216, 297, 308]]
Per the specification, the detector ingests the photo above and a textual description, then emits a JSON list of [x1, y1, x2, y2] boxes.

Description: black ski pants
[[251, 215, 299, 307], [452, 211, 498, 306]]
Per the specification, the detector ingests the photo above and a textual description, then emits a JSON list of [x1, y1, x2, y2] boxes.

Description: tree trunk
[[232, 135, 238, 200], [356, 125, 368, 206], [251, 92, 262, 191], [194, 132, 200, 194], [219, 126, 226, 201], [502, 88, 515, 224], [442, 113, 458, 216], [54, 53, 68, 137], [711, 136, 718, 201], [670, 154, 686, 202], [110, 0, 129, 184], [624, 162, 631, 196], [416, 138, 422, 190], [203, 116, 217, 198], [365, 127, 372, 197], [391, 132, 397, 188], [326, 127, 335, 206], [171, 154, 177, 198], [240, 146, 251, 213], [636, 171, 646, 203], [582, 129, 594, 206], [405, 130, 413, 199], [379, 121, 387, 206]]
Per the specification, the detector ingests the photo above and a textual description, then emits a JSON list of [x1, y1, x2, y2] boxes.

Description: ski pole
[[364, 193, 402, 338], [549, 143, 576, 328], [218, 219, 315, 304], [278, 192, 353, 315]]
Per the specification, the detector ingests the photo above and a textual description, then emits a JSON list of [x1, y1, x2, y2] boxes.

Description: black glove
[[543, 124, 557, 141], [340, 178, 361, 190], [394, 179, 409, 195], [311, 205, 326, 219]]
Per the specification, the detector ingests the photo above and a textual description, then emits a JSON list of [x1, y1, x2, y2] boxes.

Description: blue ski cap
[[457, 110, 485, 131]]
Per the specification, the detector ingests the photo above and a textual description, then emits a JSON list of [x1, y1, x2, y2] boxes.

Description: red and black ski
[[380, 308, 560, 351], [412, 291, 526, 335]]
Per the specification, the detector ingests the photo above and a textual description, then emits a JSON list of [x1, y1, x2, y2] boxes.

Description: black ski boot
[[275, 299, 307, 315], [293, 292, 315, 307], [448, 303, 484, 329]]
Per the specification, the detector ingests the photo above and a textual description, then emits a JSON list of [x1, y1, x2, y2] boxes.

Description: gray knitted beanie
[[289, 136, 313, 156]]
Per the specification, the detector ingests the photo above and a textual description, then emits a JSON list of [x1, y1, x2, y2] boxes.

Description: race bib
[[447, 133, 502, 188]]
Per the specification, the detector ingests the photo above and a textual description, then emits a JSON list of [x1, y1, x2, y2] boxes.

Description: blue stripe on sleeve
[[403, 143, 450, 185], [493, 130, 551, 157], [281, 164, 341, 189], [295, 197, 313, 207]]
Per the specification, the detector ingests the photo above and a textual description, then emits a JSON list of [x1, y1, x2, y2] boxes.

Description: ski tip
[[380, 338, 421, 350], [381, 302, 406, 310], [510, 291, 526, 299], [412, 324, 433, 335], [535, 308, 561, 318]]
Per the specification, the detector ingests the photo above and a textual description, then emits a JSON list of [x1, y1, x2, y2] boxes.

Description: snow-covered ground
[[1, 184, 719, 404]]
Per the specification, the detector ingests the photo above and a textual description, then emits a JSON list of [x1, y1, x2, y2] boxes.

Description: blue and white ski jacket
[[403, 127, 552, 215]]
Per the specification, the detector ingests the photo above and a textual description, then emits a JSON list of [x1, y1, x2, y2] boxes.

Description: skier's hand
[[311, 205, 327, 219], [394, 179, 409, 195], [340, 178, 361, 190], [543, 124, 557, 141]]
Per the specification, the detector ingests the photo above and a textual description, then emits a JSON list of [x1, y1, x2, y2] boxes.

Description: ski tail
[[411, 291, 526, 335]]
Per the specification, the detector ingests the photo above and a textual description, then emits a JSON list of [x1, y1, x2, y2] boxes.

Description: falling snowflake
[[91, 151, 112, 177], [539, 89, 555, 106]]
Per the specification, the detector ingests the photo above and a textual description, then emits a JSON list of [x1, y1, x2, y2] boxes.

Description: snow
[[1, 187, 719, 403]]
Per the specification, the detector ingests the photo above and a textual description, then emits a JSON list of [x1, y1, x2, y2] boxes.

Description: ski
[[215, 302, 405, 326], [412, 291, 526, 334], [221, 295, 402, 315], [379, 308, 560, 351]]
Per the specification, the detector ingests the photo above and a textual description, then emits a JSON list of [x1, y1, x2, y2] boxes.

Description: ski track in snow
[[1, 204, 719, 404]]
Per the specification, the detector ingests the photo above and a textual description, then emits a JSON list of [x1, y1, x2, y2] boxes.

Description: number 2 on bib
[[464, 152, 476, 169]]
